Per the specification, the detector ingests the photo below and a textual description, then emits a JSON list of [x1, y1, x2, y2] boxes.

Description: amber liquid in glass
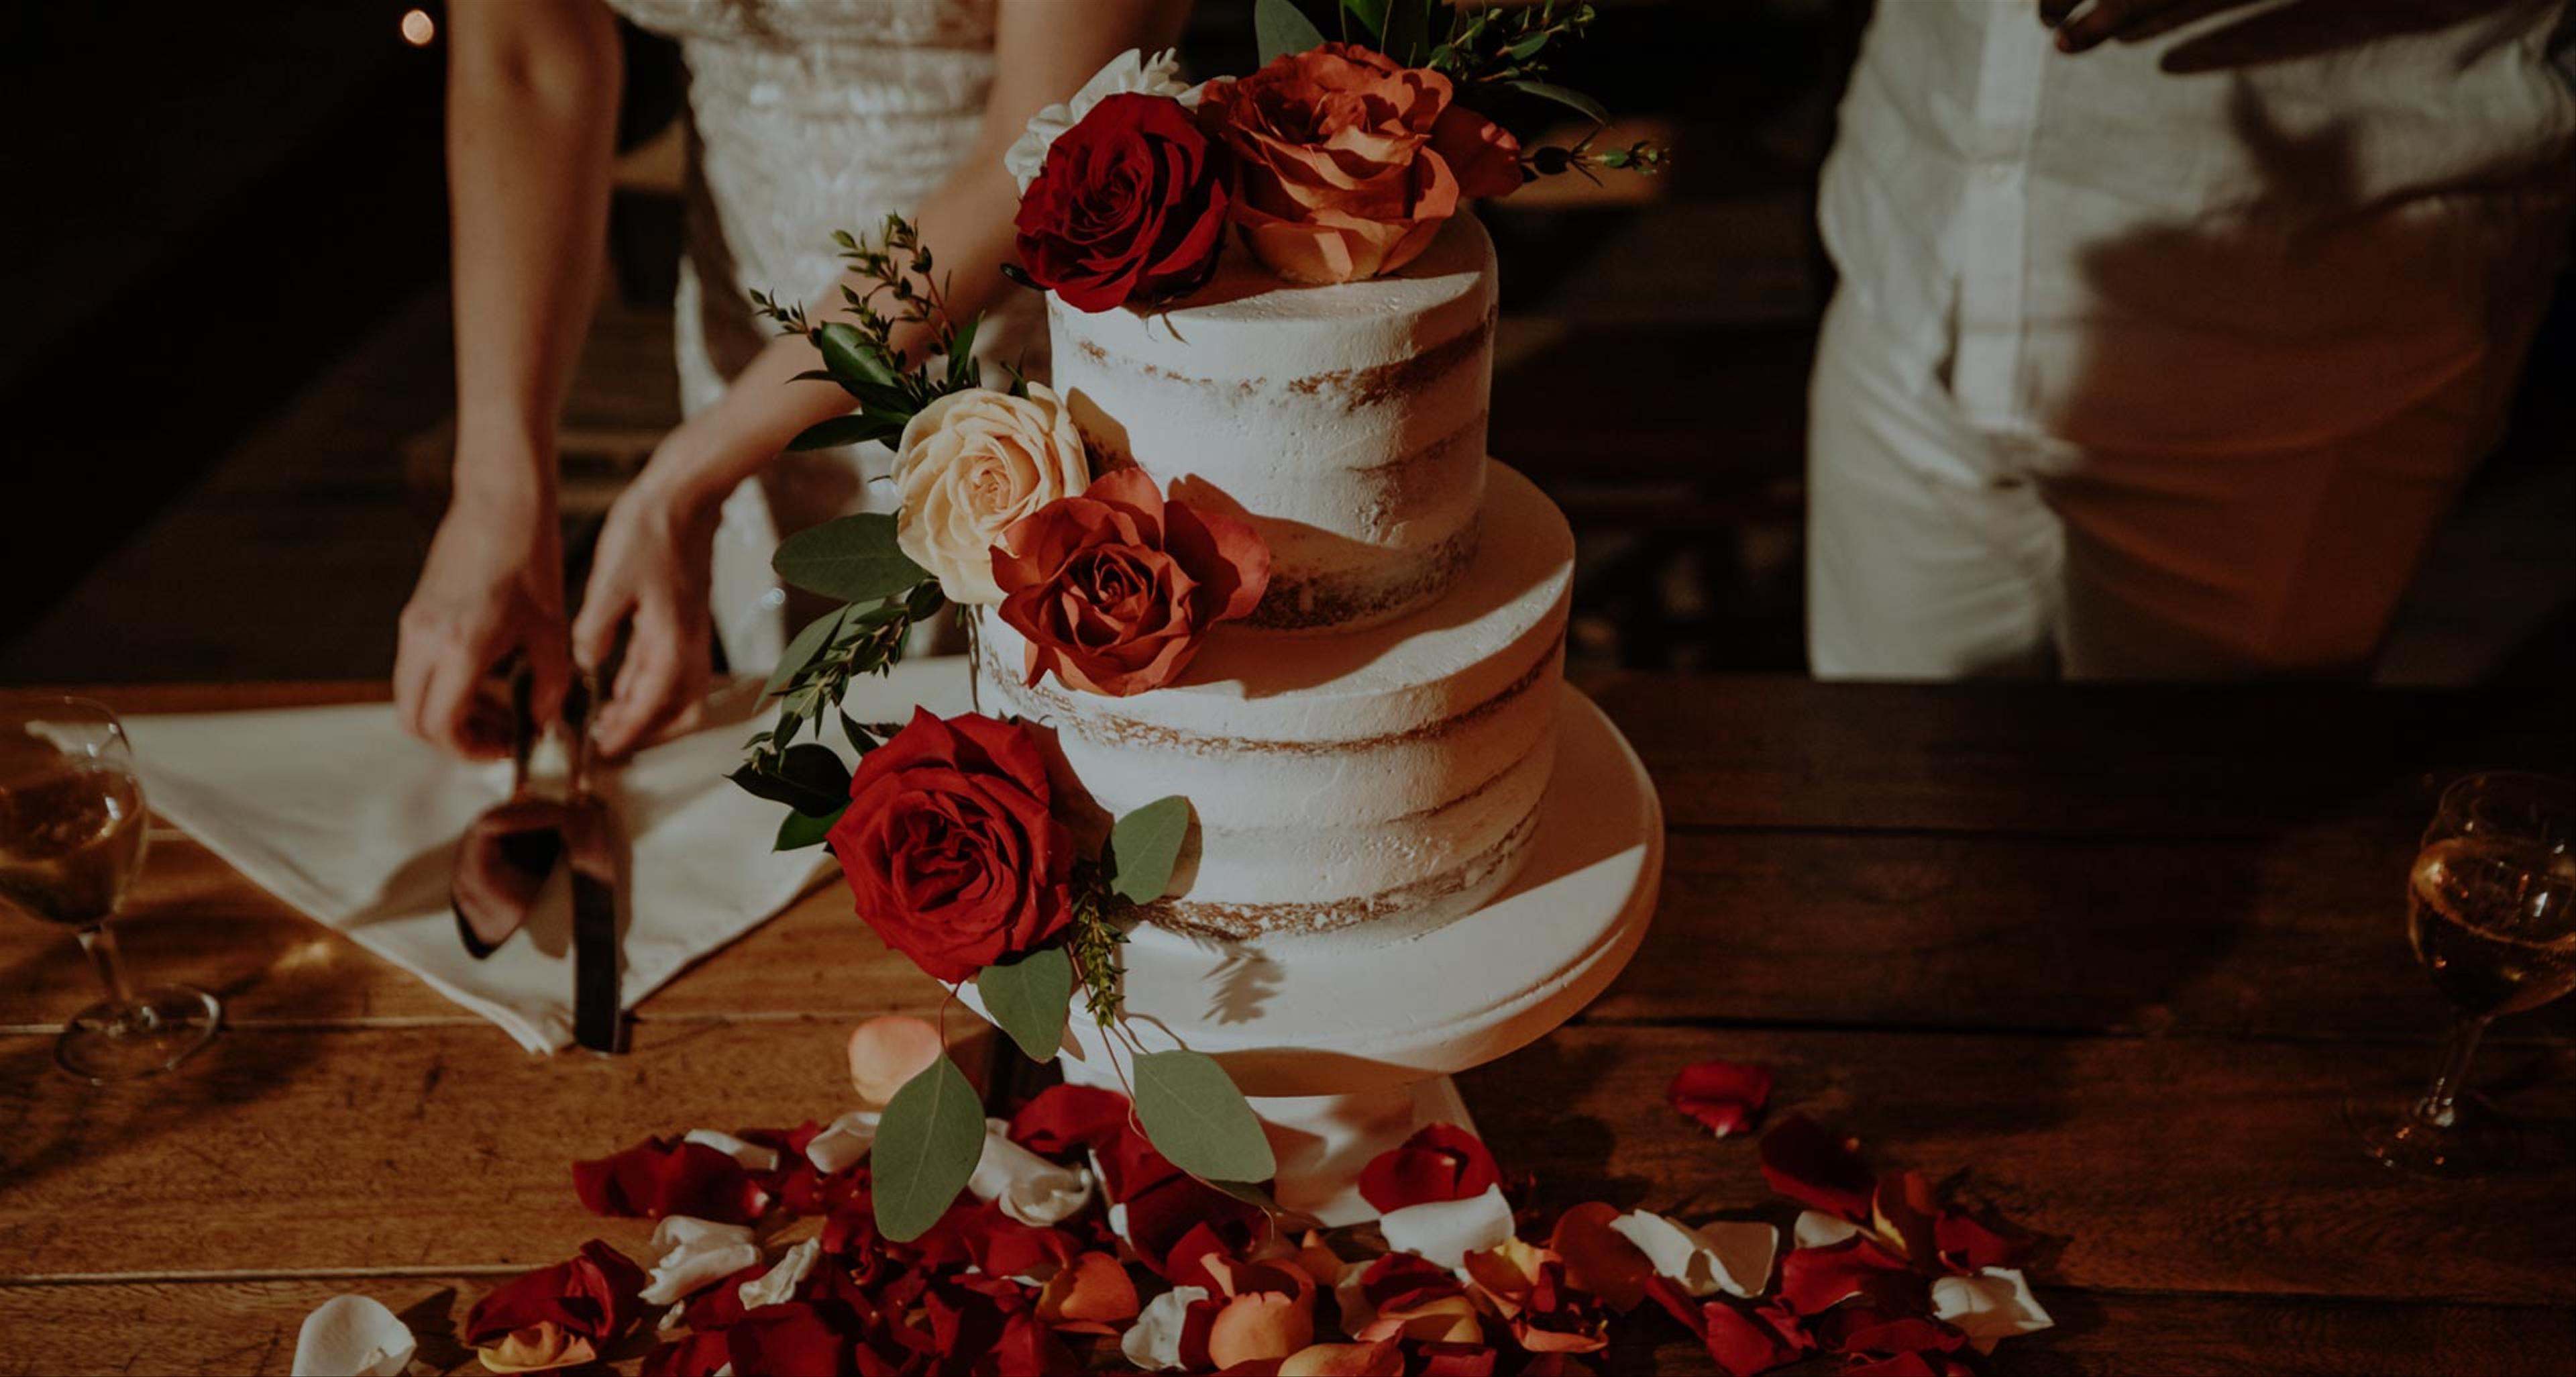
[[0, 733, 146, 927], [2408, 836, 2576, 1017]]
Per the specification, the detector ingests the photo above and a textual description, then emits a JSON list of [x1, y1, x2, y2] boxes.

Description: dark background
[[3, 0, 2570, 686]]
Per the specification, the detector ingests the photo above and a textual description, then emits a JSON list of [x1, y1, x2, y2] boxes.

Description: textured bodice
[[606, 0, 1001, 393]]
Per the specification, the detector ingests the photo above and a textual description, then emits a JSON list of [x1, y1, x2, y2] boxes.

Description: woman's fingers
[[596, 632, 677, 758], [417, 648, 504, 760], [2037, 0, 2086, 28], [570, 581, 633, 680]]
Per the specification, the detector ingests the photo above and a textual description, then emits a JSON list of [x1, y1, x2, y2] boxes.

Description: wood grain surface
[[1, 677, 2569, 1375]]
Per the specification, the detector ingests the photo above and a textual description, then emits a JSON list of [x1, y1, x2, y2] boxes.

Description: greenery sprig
[[750, 213, 991, 452]]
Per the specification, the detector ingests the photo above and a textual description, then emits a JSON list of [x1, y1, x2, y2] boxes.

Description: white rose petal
[[1609, 1211, 1777, 1299], [1106, 1201, 1132, 1244], [1006, 48, 1191, 193], [1793, 1209, 1864, 1251], [1931, 1266, 2054, 1352], [890, 385, 1091, 606], [1377, 1184, 1515, 1271], [739, 1237, 822, 1311], [684, 1129, 781, 1174], [290, 1294, 415, 1377], [640, 1216, 763, 1307], [968, 1117, 1096, 1226], [1122, 1284, 1210, 1371], [804, 1109, 882, 1174]]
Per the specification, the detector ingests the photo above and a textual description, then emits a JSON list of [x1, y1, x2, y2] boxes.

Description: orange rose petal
[[847, 1015, 944, 1105], [1549, 1201, 1656, 1313], [1037, 1250, 1140, 1332], [1290, 1230, 1345, 1292], [1461, 1237, 1554, 1320], [1207, 1289, 1318, 1369], [1353, 1292, 1483, 1345], [1279, 1339, 1405, 1377], [474, 1324, 595, 1375]]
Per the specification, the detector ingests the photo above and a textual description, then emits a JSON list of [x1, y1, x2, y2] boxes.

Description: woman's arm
[[396, 0, 622, 756], [578, 0, 1191, 755]]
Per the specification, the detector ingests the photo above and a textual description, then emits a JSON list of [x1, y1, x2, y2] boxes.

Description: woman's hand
[[396, 476, 572, 758], [573, 448, 724, 758]]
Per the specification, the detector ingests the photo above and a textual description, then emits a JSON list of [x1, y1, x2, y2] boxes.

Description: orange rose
[[1200, 44, 1521, 284]]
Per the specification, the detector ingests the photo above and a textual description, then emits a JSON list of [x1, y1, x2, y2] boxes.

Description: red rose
[[826, 707, 1075, 983], [991, 468, 1271, 697], [1199, 44, 1521, 284], [1016, 93, 1232, 313], [464, 1239, 648, 1373]]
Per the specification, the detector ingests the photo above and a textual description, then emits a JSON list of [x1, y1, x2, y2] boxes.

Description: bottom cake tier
[[973, 461, 1573, 946]]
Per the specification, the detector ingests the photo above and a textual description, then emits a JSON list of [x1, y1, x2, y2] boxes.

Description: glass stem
[[2412, 1013, 2491, 1129], [77, 921, 138, 1009]]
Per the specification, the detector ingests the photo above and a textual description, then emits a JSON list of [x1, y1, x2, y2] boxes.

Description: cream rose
[[1004, 48, 1193, 195], [890, 384, 1089, 605]]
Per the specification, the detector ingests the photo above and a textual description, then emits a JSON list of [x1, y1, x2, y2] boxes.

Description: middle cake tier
[[975, 461, 1571, 946]]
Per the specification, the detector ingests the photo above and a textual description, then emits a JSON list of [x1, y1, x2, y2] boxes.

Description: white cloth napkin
[[125, 658, 970, 1051]]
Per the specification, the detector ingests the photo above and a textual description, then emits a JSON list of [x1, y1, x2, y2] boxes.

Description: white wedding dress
[[604, 0, 1044, 671]]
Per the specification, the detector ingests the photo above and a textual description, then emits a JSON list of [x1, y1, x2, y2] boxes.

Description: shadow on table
[[0, 924, 357, 1207]]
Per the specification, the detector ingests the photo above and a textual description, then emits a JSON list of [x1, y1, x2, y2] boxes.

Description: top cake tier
[[1048, 217, 1498, 632]]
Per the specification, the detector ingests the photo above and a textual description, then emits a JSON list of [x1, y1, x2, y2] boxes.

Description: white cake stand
[[983, 684, 1662, 1225]]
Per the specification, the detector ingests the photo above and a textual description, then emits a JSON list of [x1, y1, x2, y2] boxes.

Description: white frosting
[[976, 462, 1571, 939], [1047, 218, 1498, 629]]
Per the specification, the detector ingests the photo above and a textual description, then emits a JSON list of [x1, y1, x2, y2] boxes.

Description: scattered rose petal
[[1122, 1284, 1211, 1371], [1929, 1268, 2053, 1351], [1009, 1082, 1133, 1158], [1933, 1205, 2036, 1273], [847, 1015, 945, 1104], [1038, 1251, 1140, 1331], [724, 1301, 859, 1377], [1608, 1211, 1776, 1299], [639, 1217, 762, 1307], [290, 1294, 415, 1377], [969, 1117, 1097, 1226], [1775, 1237, 1928, 1317], [1871, 1171, 1941, 1265], [1287, 1231, 1345, 1292], [1846, 1352, 1977, 1377], [466, 1241, 647, 1374], [639, 1329, 731, 1377], [1348, 1254, 1481, 1345], [736, 1237, 820, 1310], [1409, 1341, 1499, 1376], [801, 1109, 879, 1175], [1462, 1237, 1555, 1319], [1813, 1308, 1966, 1358], [1792, 1210, 1862, 1252], [1757, 1115, 1875, 1222], [574, 1137, 768, 1224], [681, 1129, 781, 1174], [1699, 1302, 1807, 1377], [1207, 1287, 1316, 1368], [1377, 1183, 1514, 1270], [1279, 1339, 1405, 1376], [1666, 1060, 1773, 1137], [1547, 1203, 1656, 1313], [1357, 1125, 1503, 1214]]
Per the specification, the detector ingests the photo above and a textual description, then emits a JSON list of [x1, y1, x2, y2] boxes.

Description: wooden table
[[5, 677, 2573, 1374]]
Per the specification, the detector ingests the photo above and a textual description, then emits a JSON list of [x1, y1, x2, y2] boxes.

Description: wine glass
[[2347, 771, 2576, 1177], [0, 697, 221, 1082]]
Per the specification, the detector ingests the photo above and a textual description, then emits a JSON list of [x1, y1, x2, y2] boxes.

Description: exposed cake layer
[[975, 462, 1572, 943], [1048, 217, 1497, 632]]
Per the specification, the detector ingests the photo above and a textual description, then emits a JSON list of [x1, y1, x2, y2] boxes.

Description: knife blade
[[561, 672, 627, 1054], [451, 662, 561, 959]]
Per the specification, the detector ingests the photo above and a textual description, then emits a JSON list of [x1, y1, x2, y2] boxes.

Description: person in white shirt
[[1806, 0, 2575, 679]]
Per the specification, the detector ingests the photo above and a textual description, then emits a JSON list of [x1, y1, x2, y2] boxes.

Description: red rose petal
[[1871, 1170, 1941, 1268], [1356, 1124, 1503, 1213], [641, 1330, 732, 1377], [1934, 1203, 2037, 1273], [1415, 1341, 1501, 1376], [1546, 1201, 1656, 1313], [1008, 1083, 1131, 1159], [572, 1136, 768, 1224], [464, 1239, 649, 1349], [1757, 1114, 1876, 1222], [724, 1301, 859, 1377], [1698, 1303, 1806, 1377], [1845, 1353, 1978, 1377], [1774, 1238, 1930, 1318], [1666, 1060, 1774, 1138]]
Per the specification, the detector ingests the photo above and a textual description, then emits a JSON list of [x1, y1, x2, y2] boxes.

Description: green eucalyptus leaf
[[817, 321, 903, 391], [1503, 78, 1609, 124], [788, 413, 906, 452], [976, 946, 1073, 1061], [1339, 0, 1389, 39], [766, 607, 850, 695], [775, 804, 847, 852], [1132, 1049, 1276, 1183], [1106, 796, 1192, 906], [871, 1054, 987, 1242], [905, 580, 949, 622], [1256, 0, 1328, 63], [773, 513, 934, 603]]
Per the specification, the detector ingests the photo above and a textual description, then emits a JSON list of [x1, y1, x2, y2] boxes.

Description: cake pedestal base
[[1036, 685, 1662, 1221]]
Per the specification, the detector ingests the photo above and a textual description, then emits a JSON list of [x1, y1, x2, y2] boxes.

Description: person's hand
[[573, 456, 722, 759], [2038, 0, 2265, 52], [396, 478, 572, 759]]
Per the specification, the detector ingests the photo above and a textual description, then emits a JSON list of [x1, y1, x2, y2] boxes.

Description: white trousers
[[1805, 290, 2511, 681]]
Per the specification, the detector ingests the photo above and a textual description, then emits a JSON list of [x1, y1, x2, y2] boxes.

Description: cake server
[[559, 670, 629, 1054]]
